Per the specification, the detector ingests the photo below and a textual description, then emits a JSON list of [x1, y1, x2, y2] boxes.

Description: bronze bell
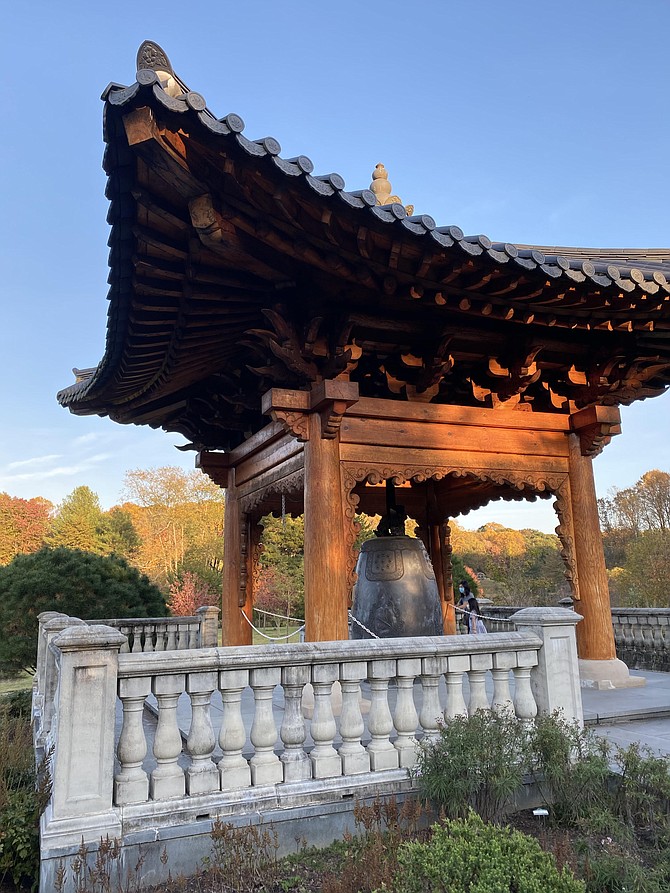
[[350, 481, 443, 639]]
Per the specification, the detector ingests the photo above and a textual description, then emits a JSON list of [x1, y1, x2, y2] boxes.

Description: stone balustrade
[[90, 605, 220, 652], [611, 608, 670, 671], [36, 606, 582, 891]]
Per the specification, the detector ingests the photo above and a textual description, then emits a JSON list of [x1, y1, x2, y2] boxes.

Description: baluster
[[166, 622, 177, 651], [309, 663, 342, 778], [114, 676, 151, 804], [513, 664, 538, 728], [142, 624, 154, 652], [467, 653, 492, 715], [150, 674, 186, 799], [218, 669, 251, 790], [131, 626, 143, 654], [118, 626, 131, 654], [153, 622, 165, 652], [444, 655, 469, 720], [491, 653, 515, 715], [339, 661, 369, 775], [280, 665, 311, 782], [186, 671, 219, 794], [419, 656, 446, 742], [249, 667, 283, 786], [188, 623, 199, 649], [394, 658, 420, 768], [367, 660, 398, 771]]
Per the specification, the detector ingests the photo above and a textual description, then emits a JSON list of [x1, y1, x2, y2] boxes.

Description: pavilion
[[58, 41, 670, 688]]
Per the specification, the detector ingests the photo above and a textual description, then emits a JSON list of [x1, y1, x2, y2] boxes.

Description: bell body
[[350, 535, 443, 639]]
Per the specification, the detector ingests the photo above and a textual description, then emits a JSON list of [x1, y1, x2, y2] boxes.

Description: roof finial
[[369, 163, 414, 216], [136, 41, 181, 97]]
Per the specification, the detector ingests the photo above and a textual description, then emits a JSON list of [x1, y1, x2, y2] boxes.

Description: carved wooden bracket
[[270, 409, 310, 441], [261, 380, 359, 441], [570, 405, 622, 457]]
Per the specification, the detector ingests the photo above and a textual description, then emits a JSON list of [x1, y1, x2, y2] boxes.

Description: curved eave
[[58, 55, 670, 430]]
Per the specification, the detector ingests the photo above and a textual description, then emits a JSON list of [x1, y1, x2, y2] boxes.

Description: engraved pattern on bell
[[366, 549, 403, 582], [351, 535, 443, 639]]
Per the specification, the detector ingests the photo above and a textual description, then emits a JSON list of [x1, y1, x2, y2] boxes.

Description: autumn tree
[[123, 466, 225, 589], [599, 469, 670, 606], [0, 493, 52, 565]]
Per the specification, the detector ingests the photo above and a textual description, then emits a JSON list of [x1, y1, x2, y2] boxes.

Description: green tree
[[47, 485, 106, 553], [0, 547, 167, 675], [99, 506, 141, 560], [259, 514, 305, 618]]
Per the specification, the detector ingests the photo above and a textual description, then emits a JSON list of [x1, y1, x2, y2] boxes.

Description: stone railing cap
[[52, 624, 128, 652], [510, 607, 583, 626], [44, 615, 87, 632]]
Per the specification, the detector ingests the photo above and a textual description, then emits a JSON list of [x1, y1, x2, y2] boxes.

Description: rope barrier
[[240, 609, 305, 642], [454, 605, 517, 627], [253, 607, 303, 624], [348, 611, 380, 639]]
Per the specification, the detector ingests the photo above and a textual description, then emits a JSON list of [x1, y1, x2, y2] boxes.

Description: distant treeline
[[2, 467, 668, 613]]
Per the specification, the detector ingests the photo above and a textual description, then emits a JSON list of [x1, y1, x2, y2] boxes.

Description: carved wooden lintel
[[570, 405, 622, 457]]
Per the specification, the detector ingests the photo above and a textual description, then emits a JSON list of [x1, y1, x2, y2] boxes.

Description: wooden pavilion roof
[[58, 41, 670, 452]]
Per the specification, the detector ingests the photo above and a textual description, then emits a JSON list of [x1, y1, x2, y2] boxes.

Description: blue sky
[[1, 1, 668, 533]]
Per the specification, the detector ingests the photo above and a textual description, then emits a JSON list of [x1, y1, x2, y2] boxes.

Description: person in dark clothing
[[467, 594, 481, 633], [457, 580, 472, 633]]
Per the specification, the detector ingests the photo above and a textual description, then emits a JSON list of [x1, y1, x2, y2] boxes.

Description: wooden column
[[567, 433, 616, 660], [222, 470, 252, 647], [303, 413, 349, 641], [428, 521, 456, 635]]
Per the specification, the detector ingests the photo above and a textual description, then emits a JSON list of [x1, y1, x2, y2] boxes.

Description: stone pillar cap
[[510, 606, 583, 626], [52, 624, 127, 652]]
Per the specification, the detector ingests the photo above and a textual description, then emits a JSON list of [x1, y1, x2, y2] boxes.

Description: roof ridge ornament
[[370, 163, 414, 216], [136, 40, 181, 97]]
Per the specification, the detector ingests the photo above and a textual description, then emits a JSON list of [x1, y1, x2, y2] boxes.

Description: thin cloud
[[7, 454, 62, 470], [0, 453, 113, 484], [73, 432, 104, 446]]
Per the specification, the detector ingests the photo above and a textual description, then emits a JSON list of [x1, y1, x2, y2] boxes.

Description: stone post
[[510, 607, 584, 726], [40, 615, 87, 747], [196, 605, 220, 647], [46, 624, 126, 834]]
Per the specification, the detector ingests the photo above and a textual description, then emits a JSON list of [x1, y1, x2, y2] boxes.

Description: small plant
[[414, 709, 531, 823], [389, 810, 585, 893], [321, 795, 425, 893], [527, 712, 613, 829], [207, 818, 279, 893]]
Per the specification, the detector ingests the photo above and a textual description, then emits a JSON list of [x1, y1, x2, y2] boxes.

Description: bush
[[0, 692, 49, 890], [415, 710, 529, 823], [390, 811, 585, 893], [0, 547, 167, 674]]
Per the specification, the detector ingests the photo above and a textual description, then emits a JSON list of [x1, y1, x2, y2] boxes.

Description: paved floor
[[582, 668, 670, 757]]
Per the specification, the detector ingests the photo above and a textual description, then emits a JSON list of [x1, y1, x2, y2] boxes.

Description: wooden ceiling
[[58, 42, 670, 452]]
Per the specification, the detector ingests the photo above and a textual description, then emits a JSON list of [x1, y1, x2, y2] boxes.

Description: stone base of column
[[579, 658, 646, 690]]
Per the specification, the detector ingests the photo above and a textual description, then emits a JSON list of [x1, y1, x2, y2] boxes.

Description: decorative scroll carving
[[239, 469, 305, 516], [239, 513, 249, 607], [250, 522, 264, 595], [270, 410, 309, 441], [553, 478, 579, 599], [341, 462, 577, 602]]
